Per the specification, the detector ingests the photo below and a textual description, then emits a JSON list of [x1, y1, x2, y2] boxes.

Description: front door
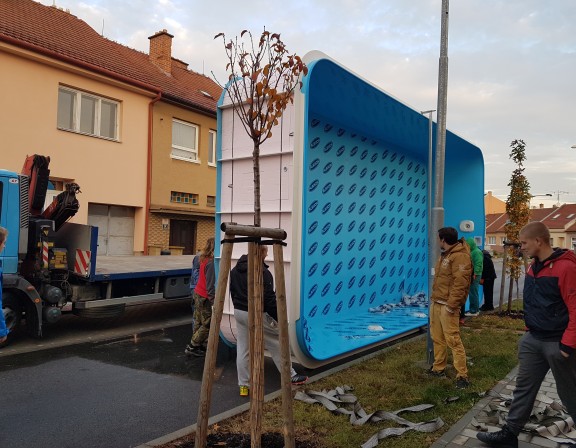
[[169, 220, 196, 255]]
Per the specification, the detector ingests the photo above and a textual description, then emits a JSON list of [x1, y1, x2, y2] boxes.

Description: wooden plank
[[195, 238, 234, 447], [94, 255, 193, 277], [273, 243, 295, 448]]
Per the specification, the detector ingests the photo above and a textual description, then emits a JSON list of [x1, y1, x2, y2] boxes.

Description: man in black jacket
[[479, 250, 497, 311], [230, 245, 307, 397]]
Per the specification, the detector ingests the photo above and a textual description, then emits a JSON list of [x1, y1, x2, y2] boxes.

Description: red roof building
[[0, 0, 222, 255]]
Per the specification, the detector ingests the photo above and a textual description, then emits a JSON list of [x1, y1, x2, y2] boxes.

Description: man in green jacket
[[429, 227, 473, 389], [464, 237, 483, 316]]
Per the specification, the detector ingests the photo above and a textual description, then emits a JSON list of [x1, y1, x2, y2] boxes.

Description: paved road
[[0, 323, 288, 448]]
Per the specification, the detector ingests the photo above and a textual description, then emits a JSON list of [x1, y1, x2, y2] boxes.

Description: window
[[500, 237, 506, 245], [550, 237, 554, 247], [170, 191, 198, 204], [571, 237, 576, 249], [488, 236, 496, 245], [172, 119, 199, 162], [207, 196, 216, 207], [57, 86, 118, 140], [208, 130, 217, 166]]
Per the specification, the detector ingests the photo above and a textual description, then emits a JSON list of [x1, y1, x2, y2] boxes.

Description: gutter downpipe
[[144, 91, 163, 255]]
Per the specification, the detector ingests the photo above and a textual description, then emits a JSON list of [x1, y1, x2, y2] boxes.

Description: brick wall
[[147, 212, 215, 254]]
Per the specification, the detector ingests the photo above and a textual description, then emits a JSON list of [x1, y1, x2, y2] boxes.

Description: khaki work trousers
[[430, 301, 468, 379]]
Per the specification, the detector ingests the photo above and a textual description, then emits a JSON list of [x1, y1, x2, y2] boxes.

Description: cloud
[[40, 0, 576, 203]]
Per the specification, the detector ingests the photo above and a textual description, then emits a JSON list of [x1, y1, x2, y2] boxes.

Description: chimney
[[148, 29, 174, 74], [171, 57, 189, 71], [540, 203, 544, 209]]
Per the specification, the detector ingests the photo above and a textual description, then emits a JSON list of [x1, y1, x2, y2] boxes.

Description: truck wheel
[[2, 292, 22, 343], [73, 304, 126, 319]]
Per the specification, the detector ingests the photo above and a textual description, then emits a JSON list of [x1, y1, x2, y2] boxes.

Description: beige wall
[[150, 101, 217, 212], [485, 191, 506, 214], [0, 46, 154, 252]]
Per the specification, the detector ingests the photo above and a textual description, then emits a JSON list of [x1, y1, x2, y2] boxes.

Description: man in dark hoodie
[[230, 245, 308, 397], [476, 222, 576, 447]]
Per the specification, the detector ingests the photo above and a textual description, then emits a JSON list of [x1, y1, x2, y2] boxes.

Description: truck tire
[[2, 292, 22, 343], [73, 304, 126, 319]]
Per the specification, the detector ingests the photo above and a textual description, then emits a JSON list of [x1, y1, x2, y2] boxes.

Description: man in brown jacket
[[429, 227, 472, 389]]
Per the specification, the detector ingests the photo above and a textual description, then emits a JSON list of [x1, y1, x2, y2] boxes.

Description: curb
[[430, 365, 519, 447], [136, 332, 427, 447]]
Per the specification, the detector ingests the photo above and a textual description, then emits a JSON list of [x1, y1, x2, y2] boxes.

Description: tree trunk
[[499, 249, 507, 309], [253, 142, 261, 227]]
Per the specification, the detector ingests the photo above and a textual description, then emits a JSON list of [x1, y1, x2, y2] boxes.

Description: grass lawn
[[161, 312, 525, 448]]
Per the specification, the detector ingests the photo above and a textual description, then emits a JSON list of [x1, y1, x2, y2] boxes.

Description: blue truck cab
[[0, 169, 26, 275]]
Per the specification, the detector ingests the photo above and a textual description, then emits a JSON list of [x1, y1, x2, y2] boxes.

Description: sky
[[40, 0, 576, 208]]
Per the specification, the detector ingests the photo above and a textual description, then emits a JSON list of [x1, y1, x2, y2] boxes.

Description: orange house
[[0, 1, 221, 255]]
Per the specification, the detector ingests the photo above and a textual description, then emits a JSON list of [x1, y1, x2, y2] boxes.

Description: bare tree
[[503, 139, 531, 312], [214, 29, 308, 226]]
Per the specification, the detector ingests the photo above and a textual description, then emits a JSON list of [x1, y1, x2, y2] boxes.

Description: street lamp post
[[422, 109, 435, 366]]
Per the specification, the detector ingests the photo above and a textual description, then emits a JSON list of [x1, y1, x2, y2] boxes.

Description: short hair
[[438, 227, 458, 245], [520, 221, 550, 244], [0, 226, 7, 245]]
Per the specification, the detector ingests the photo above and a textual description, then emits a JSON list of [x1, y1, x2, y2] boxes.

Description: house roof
[[486, 213, 508, 232], [540, 203, 576, 230], [485, 207, 560, 233], [0, 0, 222, 115]]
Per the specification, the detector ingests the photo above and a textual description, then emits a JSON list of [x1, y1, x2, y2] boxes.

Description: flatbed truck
[[0, 155, 192, 345]]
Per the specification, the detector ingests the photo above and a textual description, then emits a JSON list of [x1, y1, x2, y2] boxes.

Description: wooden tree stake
[[273, 243, 295, 448], [195, 236, 235, 447], [250, 245, 265, 448]]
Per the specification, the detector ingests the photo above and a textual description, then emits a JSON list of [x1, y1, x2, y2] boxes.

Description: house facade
[[0, 1, 221, 255], [485, 203, 576, 253]]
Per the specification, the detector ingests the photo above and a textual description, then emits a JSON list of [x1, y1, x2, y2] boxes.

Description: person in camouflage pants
[[185, 238, 215, 357]]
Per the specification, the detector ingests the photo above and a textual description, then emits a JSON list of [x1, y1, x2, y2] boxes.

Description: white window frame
[[208, 129, 217, 167], [57, 86, 119, 140], [171, 119, 199, 163], [488, 236, 496, 245], [571, 237, 576, 250]]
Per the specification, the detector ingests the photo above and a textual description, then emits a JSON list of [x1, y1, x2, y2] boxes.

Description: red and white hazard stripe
[[74, 249, 91, 277], [42, 242, 49, 268]]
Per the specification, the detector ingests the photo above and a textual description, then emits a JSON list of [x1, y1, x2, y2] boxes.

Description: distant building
[[484, 191, 506, 214], [485, 203, 576, 253]]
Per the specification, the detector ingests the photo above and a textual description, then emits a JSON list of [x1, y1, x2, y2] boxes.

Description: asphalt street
[[0, 258, 519, 448], [0, 323, 286, 448]]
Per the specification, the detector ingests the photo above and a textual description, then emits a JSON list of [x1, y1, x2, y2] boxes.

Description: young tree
[[214, 29, 308, 226], [503, 139, 531, 312]]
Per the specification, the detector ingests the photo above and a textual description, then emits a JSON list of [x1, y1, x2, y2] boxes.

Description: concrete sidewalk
[[431, 368, 572, 448]]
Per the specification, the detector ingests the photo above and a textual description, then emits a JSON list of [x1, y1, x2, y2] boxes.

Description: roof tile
[[0, 0, 222, 113]]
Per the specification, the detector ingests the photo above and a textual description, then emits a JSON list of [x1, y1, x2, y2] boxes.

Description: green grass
[[162, 314, 526, 448]]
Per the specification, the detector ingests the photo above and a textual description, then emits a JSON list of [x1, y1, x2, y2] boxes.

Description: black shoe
[[455, 377, 470, 389], [426, 368, 446, 378], [184, 344, 206, 357], [476, 425, 518, 447], [480, 305, 495, 312]]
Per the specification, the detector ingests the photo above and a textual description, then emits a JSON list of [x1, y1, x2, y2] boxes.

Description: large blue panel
[[294, 57, 484, 362]]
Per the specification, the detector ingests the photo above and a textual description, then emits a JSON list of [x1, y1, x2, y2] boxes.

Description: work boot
[[476, 425, 518, 447]]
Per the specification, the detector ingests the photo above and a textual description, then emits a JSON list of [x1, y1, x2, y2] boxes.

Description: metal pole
[[431, 0, 449, 248], [428, 0, 449, 367], [422, 109, 435, 366]]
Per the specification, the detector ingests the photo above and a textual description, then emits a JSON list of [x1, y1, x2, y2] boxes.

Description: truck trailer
[[0, 155, 192, 345]]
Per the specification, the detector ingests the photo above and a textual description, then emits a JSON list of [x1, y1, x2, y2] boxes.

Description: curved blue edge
[[295, 57, 485, 361]]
